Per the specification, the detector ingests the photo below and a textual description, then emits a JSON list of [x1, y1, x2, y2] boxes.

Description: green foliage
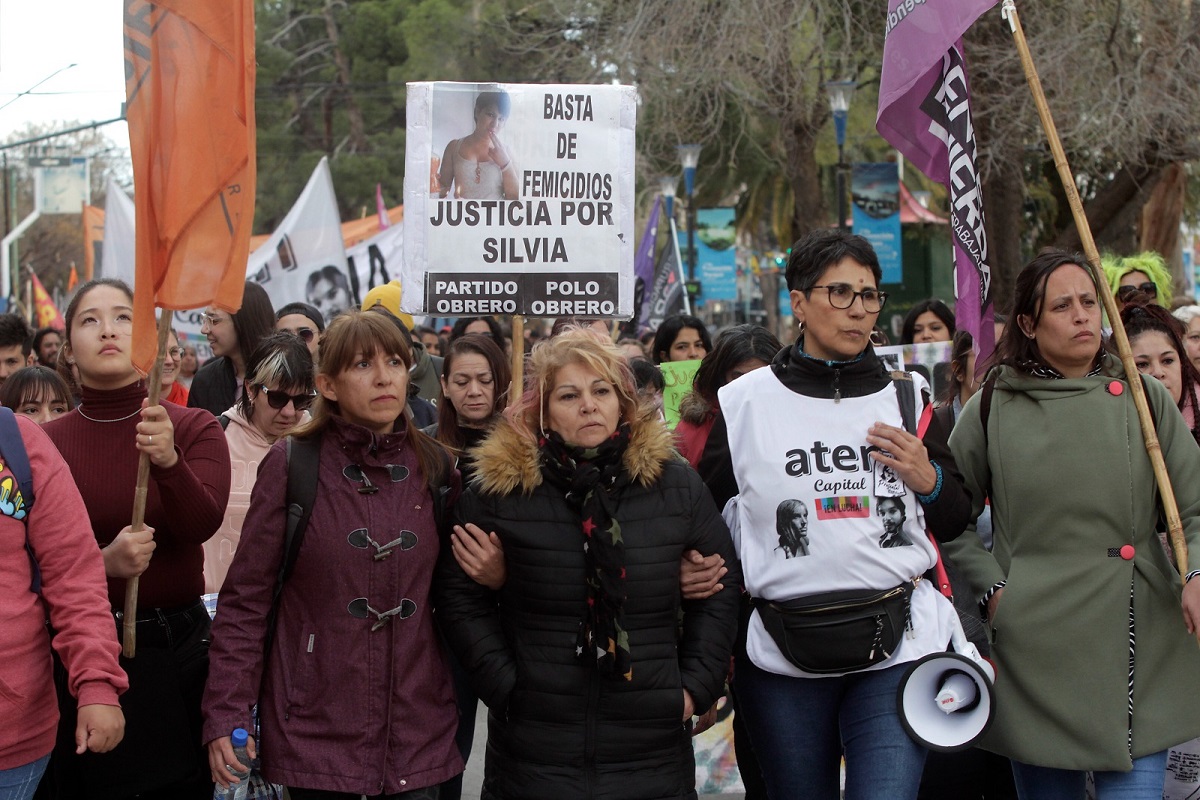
[[253, 0, 550, 232]]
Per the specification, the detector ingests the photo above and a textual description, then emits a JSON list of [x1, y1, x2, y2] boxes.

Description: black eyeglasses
[[257, 385, 317, 411], [807, 284, 888, 313], [1117, 282, 1157, 302]]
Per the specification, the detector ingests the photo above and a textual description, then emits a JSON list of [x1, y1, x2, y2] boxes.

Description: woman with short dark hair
[[721, 229, 970, 799]]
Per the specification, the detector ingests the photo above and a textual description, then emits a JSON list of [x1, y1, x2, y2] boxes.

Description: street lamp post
[[824, 80, 856, 231], [658, 175, 678, 222], [677, 144, 702, 281]]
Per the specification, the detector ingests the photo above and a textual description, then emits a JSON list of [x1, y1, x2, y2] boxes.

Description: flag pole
[[1001, 0, 1187, 574], [122, 307, 173, 658], [510, 314, 524, 408]]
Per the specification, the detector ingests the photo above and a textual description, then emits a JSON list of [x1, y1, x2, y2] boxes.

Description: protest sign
[[660, 359, 701, 430], [402, 82, 637, 318], [876, 341, 953, 399]]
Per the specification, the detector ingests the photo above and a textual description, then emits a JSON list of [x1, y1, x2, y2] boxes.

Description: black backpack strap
[[978, 374, 997, 445], [0, 407, 38, 591], [890, 370, 917, 435], [218, 413, 232, 431], [263, 433, 322, 662], [281, 434, 322, 585]]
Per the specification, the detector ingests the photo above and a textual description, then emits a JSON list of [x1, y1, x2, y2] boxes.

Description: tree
[[253, 0, 553, 231], [2, 122, 129, 298], [487, 0, 890, 338], [967, 0, 1200, 304]]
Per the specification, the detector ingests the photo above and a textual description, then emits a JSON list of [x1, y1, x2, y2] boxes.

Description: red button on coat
[[1108, 381, 1124, 396], [1120, 544, 1135, 560]]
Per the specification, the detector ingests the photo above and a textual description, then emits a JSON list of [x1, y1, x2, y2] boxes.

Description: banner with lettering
[[851, 163, 902, 284], [246, 157, 350, 327], [877, 0, 998, 365], [681, 207, 738, 307], [345, 223, 404, 302], [402, 82, 637, 318]]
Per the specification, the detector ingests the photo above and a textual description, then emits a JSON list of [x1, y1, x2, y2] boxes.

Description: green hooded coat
[[944, 356, 1200, 771]]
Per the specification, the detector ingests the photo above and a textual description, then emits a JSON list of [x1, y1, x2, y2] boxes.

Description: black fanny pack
[[753, 583, 913, 674]]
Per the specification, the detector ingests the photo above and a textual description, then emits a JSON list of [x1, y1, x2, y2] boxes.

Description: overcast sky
[[0, 0, 129, 150]]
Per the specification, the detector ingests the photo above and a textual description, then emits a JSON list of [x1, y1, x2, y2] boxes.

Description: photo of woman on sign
[[437, 89, 519, 201]]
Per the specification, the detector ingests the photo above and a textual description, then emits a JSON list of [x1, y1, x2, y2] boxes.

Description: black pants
[[34, 601, 212, 800]]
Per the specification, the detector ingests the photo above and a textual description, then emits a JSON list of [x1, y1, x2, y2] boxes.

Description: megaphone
[[896, 615, 996, 752]]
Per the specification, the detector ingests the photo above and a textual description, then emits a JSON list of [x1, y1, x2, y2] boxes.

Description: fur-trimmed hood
[[678, 391, 715, 426], [468, 413, 677, 497]]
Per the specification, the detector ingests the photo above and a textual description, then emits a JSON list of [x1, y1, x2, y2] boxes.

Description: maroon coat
[[202, 416, 462, 795]]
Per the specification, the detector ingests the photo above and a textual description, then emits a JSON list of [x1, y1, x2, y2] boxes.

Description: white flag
[[100, 177, 136, 287], [247, 157, 350, 326]]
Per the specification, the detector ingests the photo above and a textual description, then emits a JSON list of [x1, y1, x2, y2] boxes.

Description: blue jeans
[[734, 657, 927, 800], [1010, 750, 1167, 800], [0, 755, 50, 800]]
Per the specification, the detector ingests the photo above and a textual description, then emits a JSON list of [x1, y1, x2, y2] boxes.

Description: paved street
[[459, 704, 745, 800]]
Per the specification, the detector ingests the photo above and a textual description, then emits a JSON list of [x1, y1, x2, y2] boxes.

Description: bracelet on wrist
[[915, 461, 943, 505]]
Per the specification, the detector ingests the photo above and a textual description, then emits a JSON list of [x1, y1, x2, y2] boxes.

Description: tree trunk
[[324, 1, 368, 154], [981, 149, 1024, 314], [1139, 161, 1187, 293], [785, 113, 826, 237], [759, 268, 783, 343], [1052, 162, 1165, 254]]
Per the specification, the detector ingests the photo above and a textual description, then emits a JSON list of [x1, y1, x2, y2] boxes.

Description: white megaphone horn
[[896, 611, 996, 752]]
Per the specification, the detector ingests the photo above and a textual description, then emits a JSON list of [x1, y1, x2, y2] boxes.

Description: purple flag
[[634, 196, 663, 332], [877, 0, 998, 366]]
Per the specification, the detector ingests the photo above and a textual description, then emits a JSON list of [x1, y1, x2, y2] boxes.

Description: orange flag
[[123, 0, 256, 373], [67, 263, 79, 292], [30, 272, 66, 330], [81, 205, 105, 281]]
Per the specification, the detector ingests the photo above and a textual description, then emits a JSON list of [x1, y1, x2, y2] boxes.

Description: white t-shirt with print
[[720, 366, 958, 678]]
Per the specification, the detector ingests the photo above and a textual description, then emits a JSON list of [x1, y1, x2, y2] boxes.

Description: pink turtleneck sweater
[[43, 381, 231, 610]]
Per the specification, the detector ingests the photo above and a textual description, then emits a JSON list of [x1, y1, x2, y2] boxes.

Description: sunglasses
[[256, 384, 317, 411], [281, 327, 316, 344], [1117, 282, 1157, 302]]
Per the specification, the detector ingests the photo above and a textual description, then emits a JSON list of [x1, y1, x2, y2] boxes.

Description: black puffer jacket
[[435, 414, 741, 800]]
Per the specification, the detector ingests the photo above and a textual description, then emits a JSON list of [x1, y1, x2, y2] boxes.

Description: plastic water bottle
[[223, 727, 251, 800]]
